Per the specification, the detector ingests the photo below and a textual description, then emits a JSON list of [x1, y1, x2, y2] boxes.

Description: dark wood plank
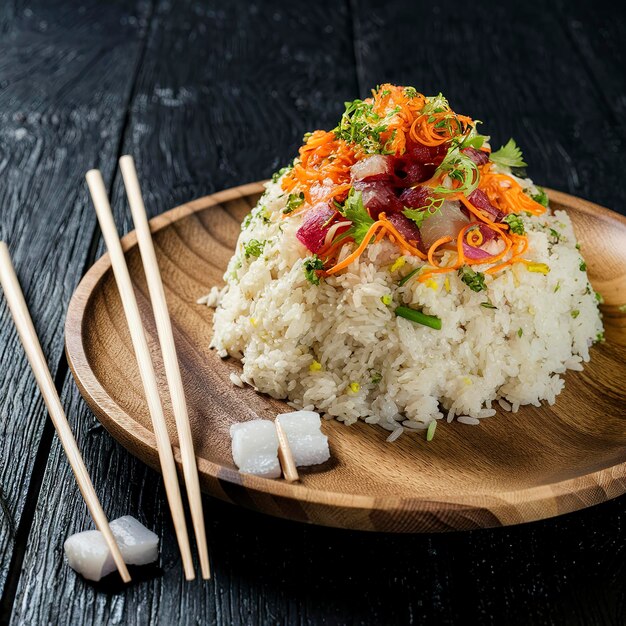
[[554, 0, 626, 132], [352, 0, 626, 216], [10, 1, 360, 624], [0, 0, 151, 609]]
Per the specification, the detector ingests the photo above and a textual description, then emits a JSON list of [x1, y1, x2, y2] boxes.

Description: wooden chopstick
[[85, 170, 196, 581], [119, 155, 211, 580], [275, 420, 299, 483], [0, 242, 131, 584]]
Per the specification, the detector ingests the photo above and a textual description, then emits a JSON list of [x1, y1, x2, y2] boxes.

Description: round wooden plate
[[65, 183, 626, 532]]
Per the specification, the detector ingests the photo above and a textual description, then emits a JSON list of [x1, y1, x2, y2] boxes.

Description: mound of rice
[[206, 176, 603, 431]]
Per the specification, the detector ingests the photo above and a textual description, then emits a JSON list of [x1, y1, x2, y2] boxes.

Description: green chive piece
[[426, 420, 437, 441], [395, 306, 442, 330], [398, 268, 421, 287]]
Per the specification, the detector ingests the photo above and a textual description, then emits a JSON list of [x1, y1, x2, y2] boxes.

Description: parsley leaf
[[303, 255, 324, 285], [458, 266, 487, 292], [503, 213, 525, 235], [490, 138, 527, 169], [342, 189, 375, 244]]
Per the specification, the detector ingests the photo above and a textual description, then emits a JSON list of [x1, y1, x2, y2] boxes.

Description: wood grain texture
[[63, 183, 626, 532], [9, 1, 362, 624], [0, 0, 150, 603], [6, 0, 626, 624]]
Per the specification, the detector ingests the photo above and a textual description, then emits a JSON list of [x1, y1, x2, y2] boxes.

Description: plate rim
[[65, 182, 626, 529]]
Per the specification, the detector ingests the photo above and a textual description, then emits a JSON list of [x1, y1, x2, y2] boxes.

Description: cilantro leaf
[[490, 138, 527, 169], [342, 189, 375, 244], [503, 213, 525, 235], [303, 255, 324, 285]]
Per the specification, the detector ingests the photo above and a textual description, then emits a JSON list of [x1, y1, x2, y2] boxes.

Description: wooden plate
[[65, 183, 626, 532]]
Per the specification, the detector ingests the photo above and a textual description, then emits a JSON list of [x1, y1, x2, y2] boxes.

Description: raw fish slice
[[275, 411, 330, 467], [64, 516, 159, 581], [230, 419, 281, 478]]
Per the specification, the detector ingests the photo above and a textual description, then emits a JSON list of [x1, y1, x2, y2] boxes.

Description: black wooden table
[[0, 1, 625, 624]]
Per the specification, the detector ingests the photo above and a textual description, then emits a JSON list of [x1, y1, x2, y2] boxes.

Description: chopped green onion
[[398, 268, 421, 287], [395, 306, 442, 330], [571, 310, 580, 319], [480, 301, 497, 309], [595, 291, 604, 304], [596, 332, 605, 343], [579, 260, 587, 272], [517, 328, 523, 337], [426, 420, 437, 442]]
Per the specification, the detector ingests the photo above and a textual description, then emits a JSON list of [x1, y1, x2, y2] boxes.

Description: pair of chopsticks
[[85, 157, 210, 581], [0, 243, 131, 583]]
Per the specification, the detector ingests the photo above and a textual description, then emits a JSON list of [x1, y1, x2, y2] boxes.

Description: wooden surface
[[0, 0, 625, 624], [65, 183, 626, 532]]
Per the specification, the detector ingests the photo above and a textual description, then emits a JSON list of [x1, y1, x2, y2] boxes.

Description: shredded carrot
[[427, 236, 453, 267], [478, 163, 546, 216], [325, 222, 385, 275]]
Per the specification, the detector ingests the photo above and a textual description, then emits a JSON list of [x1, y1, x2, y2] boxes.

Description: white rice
[[206, 176, 603, 429]]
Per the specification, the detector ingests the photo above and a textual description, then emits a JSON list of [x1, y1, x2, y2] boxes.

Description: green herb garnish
[[395, 306, 442, 330], [480, 301, 497, 309], [341, 189, 375, 244], [579, 260, 587, 272], [490, 138, 527, 169], [431, 147, 480, 197], [503, 213, 525, 235], [458, 266, 487, 292], [595, 291, 604, 304], [426, 420, 437, 442], [596, 332, 605, 343], [571, 310, 580, 319], [283, 192, 305, 214], [370, 371, 382, 384], [531, 187, 549, 208], [271, 164, 292, 183], [549, 228, 561, 242], [303, 255, 324, 285], [517, 328, 523, 337], [243, 239, 265, 259], [398, 268, 421, 287]]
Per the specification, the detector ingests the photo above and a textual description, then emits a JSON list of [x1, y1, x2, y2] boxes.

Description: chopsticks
[[275, 421, 299, 483], [119, 155, 210, 579], [0, 242, 131, 584], [86, 170, 196, 580], [86, 161, 211, 580]]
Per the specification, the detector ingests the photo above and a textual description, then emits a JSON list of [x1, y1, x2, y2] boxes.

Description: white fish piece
[[230, 419, 281, 478], [275, 410, 330, 467], [109, 516, 159, 566], [64, 516, 159, 581]]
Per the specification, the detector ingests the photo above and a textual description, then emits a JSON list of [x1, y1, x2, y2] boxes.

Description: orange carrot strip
[[325, 222, 384, 275]]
